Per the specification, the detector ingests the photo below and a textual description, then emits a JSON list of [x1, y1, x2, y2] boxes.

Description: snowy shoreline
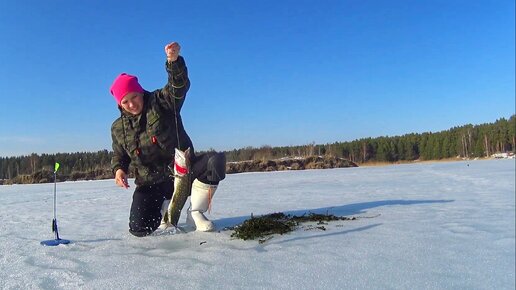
[[359, 156, 514, 167]]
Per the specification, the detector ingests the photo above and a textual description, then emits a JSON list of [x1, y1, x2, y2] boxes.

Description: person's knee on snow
[[129, 198, 164, 237], [129, 217, 161, 237], [128, 181, 171, 237]]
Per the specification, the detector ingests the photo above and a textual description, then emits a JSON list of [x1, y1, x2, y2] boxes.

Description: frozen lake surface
[[1, 159, 514, 289]]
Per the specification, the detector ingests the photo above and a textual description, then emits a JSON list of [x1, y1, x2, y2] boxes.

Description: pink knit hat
[[110, 73, 144, 104]]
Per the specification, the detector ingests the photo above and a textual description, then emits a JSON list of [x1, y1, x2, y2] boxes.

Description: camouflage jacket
[[111, 56, 193, 186]]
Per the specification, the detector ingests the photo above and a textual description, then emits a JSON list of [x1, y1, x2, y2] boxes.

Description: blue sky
[[0, 1, 514, 157]]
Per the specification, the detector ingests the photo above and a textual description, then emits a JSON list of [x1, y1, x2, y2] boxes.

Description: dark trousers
[[128, 152, 224, 237]]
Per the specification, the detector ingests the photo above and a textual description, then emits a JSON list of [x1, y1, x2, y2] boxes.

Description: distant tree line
[[225, 115, 515, 163], [1, 115, 514, 183], [0, 150, 113, 183]]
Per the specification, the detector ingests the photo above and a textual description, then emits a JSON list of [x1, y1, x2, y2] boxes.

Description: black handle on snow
[[52, 218, 61, 240]]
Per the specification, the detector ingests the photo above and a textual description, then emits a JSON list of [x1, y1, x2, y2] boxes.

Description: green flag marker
[[54, 162, 60, 173]]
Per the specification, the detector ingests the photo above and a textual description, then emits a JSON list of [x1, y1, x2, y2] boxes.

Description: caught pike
[[162, 147, 192, 228]]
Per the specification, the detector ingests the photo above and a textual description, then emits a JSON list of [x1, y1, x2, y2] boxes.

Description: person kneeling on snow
[[109, 42, 226, 237]]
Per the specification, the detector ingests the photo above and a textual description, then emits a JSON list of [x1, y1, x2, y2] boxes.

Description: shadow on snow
[[213, 199, 454, 231]]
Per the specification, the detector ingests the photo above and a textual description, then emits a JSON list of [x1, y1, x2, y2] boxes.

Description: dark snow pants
[[128, 152, 225, 237]]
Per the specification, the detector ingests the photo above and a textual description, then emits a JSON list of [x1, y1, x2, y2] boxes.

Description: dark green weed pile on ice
[[230, 212, 358, 243]]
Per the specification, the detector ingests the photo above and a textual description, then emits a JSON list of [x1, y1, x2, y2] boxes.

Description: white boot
[[186, 179, 217, 232], [158, 199, 171, 230]]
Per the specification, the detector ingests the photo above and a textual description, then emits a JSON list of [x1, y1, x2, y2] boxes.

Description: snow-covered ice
[[0, 159, 514, 289]]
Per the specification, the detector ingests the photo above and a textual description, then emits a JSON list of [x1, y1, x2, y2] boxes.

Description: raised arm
[[157, 42, 191, 112]]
